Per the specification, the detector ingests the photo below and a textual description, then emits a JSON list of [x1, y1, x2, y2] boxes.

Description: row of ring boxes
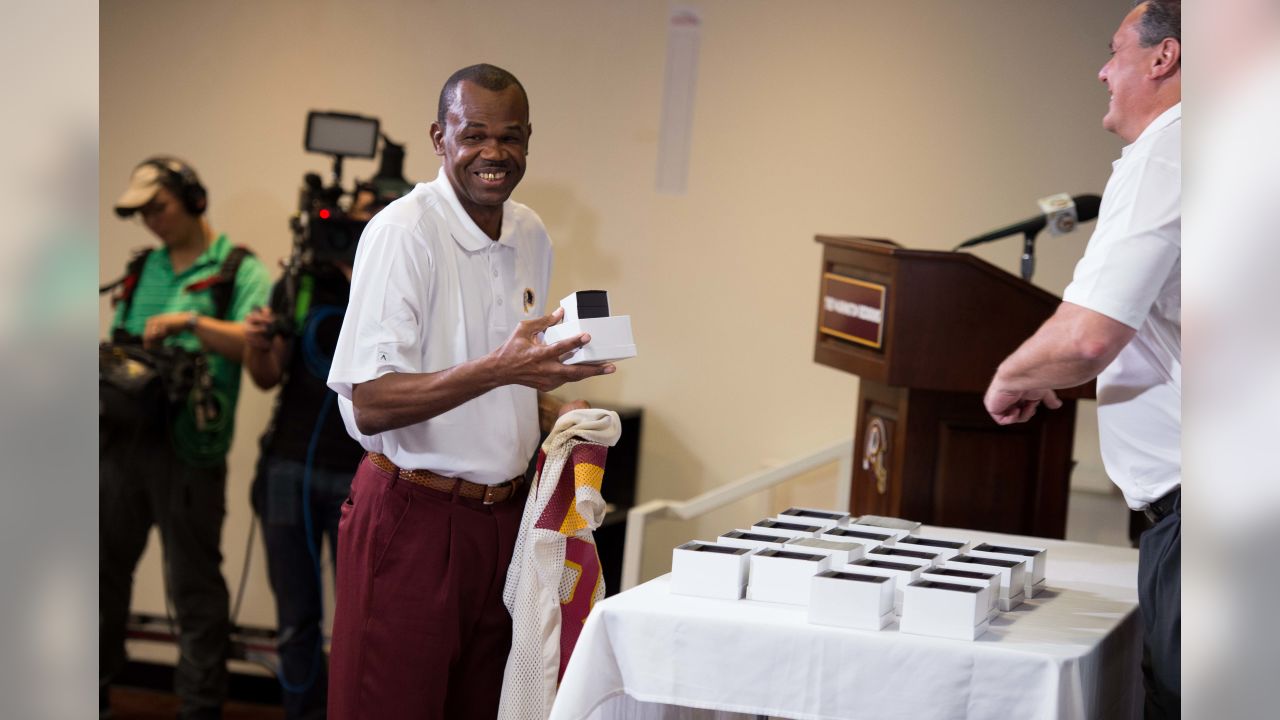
[[669, 509, 1048, 641]]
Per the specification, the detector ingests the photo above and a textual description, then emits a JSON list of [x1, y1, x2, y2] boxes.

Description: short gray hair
[[1135, 0, 1180, 46]]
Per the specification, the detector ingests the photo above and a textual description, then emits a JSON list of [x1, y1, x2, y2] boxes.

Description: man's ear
[[430, 121, 446, 156], [525, 123, 532, 156], [1150, 37, 1181, 80]]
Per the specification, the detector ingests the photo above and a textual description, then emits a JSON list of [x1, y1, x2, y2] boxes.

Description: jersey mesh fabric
[[499, 410, 620, 720]]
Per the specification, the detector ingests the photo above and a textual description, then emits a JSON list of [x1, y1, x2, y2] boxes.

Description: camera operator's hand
[[243, 306, 290, 390], [143, 312, 196, 349], [244, 307, 276, 353], [490, 308, 616, 393]]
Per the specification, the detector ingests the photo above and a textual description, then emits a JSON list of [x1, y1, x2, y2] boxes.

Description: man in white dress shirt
[[983, 2, 1180, 717], [325, 63, 613, 720]]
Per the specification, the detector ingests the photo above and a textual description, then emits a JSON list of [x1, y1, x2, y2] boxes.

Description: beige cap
[[113, 163, 167, 218]]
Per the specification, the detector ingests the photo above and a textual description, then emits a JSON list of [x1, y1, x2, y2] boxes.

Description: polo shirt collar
[[162, 233, 228, 278], [433, 167, 517, 252], [1122, 102, 1181, 157]]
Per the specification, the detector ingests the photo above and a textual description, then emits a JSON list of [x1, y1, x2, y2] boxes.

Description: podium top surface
[[812, 235, 1093, 398], [815, 235, 1065, 306]]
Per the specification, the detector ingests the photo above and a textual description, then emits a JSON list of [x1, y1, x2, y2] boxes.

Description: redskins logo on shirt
[[523, 288, 535, 313]]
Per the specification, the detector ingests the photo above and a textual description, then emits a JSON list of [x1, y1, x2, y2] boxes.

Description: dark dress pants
[[100, 426, 230, 720], [327, 456, 525, 720], [1138, 494, 1180, 719]]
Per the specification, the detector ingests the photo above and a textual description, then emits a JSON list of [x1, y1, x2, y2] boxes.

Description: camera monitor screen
[[306, 111, 379, 158]]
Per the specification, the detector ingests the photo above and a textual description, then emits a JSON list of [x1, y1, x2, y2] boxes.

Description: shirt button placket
[[493, 250, 503, 305], [489, 248, 505, 345]]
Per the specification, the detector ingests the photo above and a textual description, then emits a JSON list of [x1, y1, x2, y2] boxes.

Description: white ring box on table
[[865, 544, 942, 569], [750, 518, 822, 540], [968, 542, 1048, 598], [784, 536, 866, 566], [945, 554, 1026, 611], [851, 514, 921, 530], [808, 570, 896, 631], [896, 535, 970, 562], [815, 531, 876, 557], [777, 507, 849, 531], [671, 541, 755, 600], [899, 579, 991, 641], [822, 526, 896, 547], [745, 548, 831, 605], [541, 291, 636, 365], [846, 515, 917, 540], [921, 567, 1001, 621], [846, 558, 925, 612], [717, 529, 792, 552]]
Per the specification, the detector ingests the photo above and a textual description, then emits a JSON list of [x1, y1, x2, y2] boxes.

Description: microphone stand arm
[[1020, 228, 1039, 282]]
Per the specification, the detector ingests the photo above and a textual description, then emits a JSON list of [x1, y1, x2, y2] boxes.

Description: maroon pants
[[328, 456, 526, 720]]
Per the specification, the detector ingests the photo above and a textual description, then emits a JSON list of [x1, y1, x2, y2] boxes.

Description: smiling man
[[984, 2, 1180, 717], [325, 64, 614, 719]]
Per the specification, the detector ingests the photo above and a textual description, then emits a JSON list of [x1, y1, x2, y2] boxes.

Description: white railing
[[620, 438, 854, 590]]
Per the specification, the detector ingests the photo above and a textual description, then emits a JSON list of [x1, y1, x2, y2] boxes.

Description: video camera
[[291, 110, 412, 265], [272, 111, 414, 338]]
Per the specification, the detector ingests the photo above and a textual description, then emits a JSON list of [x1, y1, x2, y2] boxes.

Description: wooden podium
[[813, 236, 1092, 539]]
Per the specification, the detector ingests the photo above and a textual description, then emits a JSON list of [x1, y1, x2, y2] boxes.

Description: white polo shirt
[[1063, 103, 1181, 510], [328, 168, 552, 484]]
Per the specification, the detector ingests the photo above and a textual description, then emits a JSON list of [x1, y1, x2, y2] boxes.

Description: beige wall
[[101, 0, 1127, 662]]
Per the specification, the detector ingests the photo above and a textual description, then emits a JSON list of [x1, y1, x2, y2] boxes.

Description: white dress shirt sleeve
[[327, 222, 431, 399], [1063, 149, 1181, 330]]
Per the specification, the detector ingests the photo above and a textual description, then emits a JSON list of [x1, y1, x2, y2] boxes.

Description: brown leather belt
[[367, 452, 524, 505]]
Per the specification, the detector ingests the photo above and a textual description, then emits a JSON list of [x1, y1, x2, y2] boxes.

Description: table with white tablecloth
[[550, 527, 1142, 720]]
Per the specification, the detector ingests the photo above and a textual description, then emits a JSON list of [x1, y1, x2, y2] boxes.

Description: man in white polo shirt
[[983, 2, 1180, 717], [325, 63, 613, 720]]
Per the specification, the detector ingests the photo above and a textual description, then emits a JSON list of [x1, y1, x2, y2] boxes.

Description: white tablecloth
[[549, 527, 1142, 720]]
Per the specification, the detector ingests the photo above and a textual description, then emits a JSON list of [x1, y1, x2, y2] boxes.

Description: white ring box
[[717, 529, 792, 552], [822, 526, 896, 547], [945, 555, 1026, 611], [921, 567, 1001, 621], [847, 515, 919, 539], [896, 535, 970, 562], [809, 570, 896, 630], [541, 291, 636, 365], [777, 507, 850, 531], [900, 579, 991, 641], [671, 541, 755, 600], [750, 518, 822, 540], [846, 558, 925, 612], [746, 548, 832, 605], [968, 542, 1048, 598], [784, 536, 866, 566], [866, 544, 942, 569], [817, 531, 876, 556], [845, 522, 913, 541]]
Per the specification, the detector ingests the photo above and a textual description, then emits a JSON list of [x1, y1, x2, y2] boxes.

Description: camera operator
[[241, 188, 382, 720], [101, 157, 270, 720]]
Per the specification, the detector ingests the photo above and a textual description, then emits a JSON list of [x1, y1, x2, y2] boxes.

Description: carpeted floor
[[108, 688, 284, 719]]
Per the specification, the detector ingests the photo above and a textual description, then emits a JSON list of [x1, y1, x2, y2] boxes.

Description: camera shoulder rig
[[100, 245, 256, 321], [183, 245, 255, 320]]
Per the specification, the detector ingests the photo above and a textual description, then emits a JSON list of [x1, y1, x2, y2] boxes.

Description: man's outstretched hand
[[491, 307, 615, 392]]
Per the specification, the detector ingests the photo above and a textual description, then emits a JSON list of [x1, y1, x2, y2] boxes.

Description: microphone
[[955, 193, 1101, 250]]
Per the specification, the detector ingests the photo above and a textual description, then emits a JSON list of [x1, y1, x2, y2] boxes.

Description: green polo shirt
[[112, 234, 271, 465]]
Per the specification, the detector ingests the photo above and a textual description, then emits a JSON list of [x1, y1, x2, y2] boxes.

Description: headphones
[[141, 156, 208, 216]]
